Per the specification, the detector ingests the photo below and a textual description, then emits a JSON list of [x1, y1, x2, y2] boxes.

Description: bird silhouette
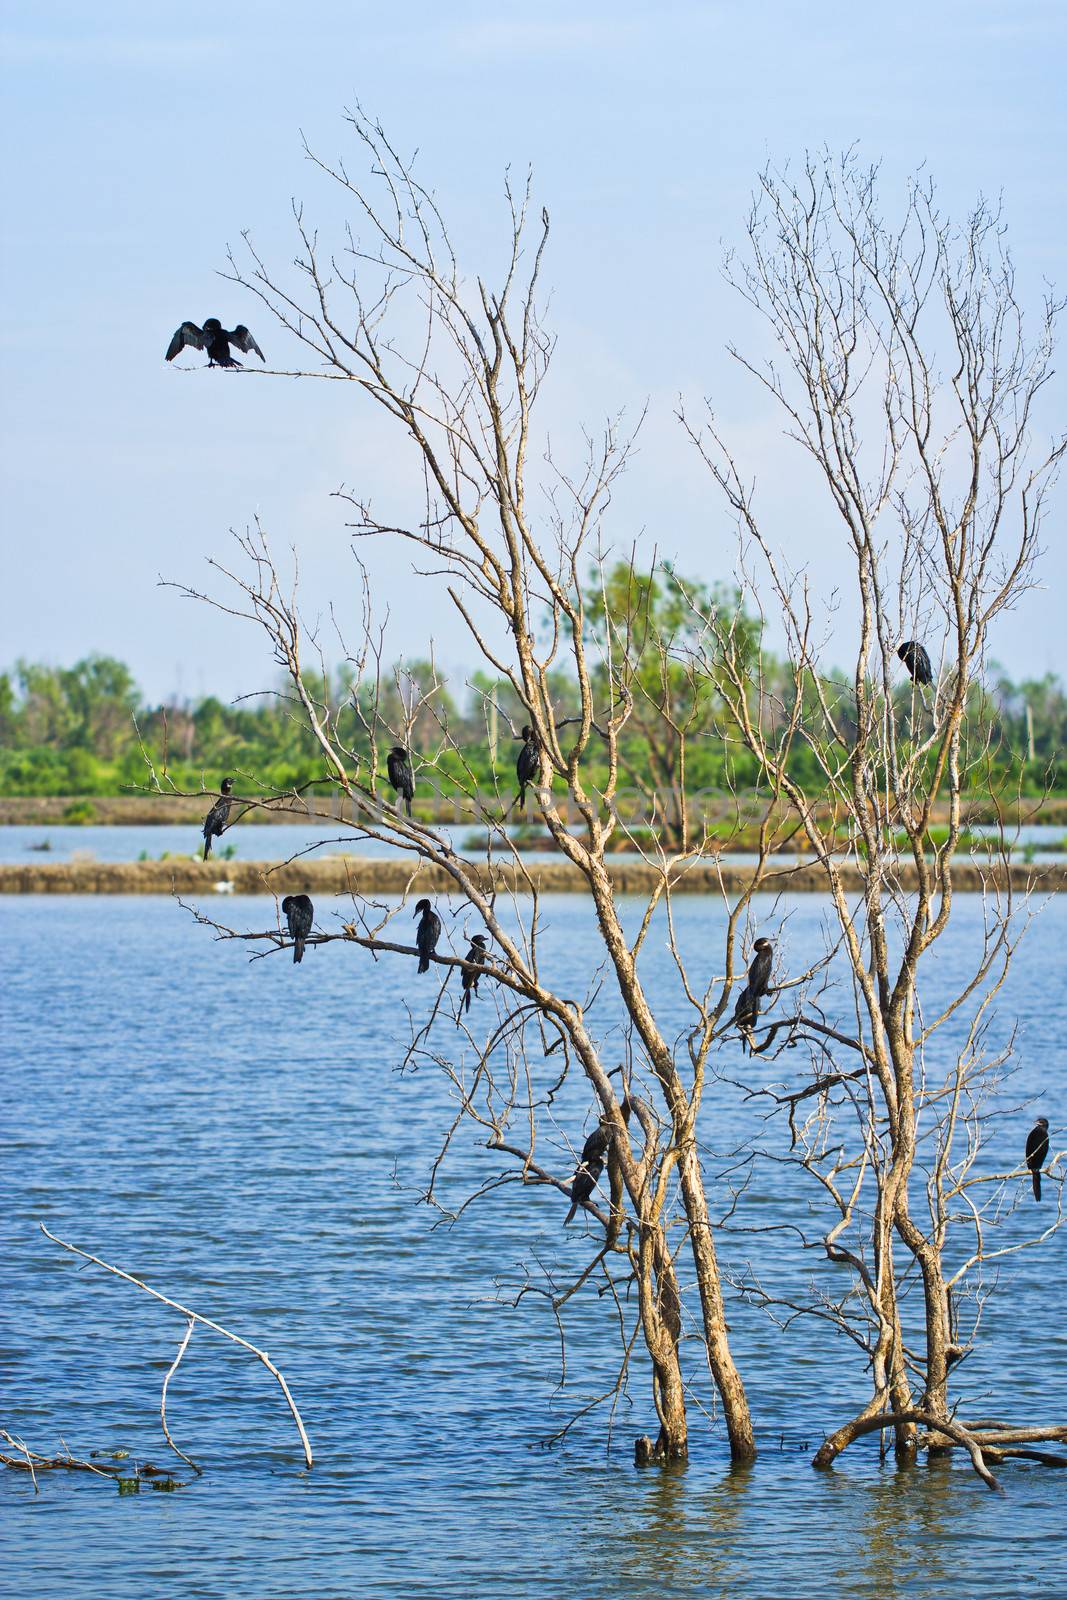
[[897, 641, 933, 686], [734, 985, 760, 1030], [202, 779, 234, 860], [746, 937, 774, 999], [386, 746, 415, 817], [1026, 1117, 1050, 1201], [564, 1118, 620, 1224], [565, 1154, 606, 1223], [414, 898, 442, 973], [733, 938, 774, 1048], [516, 725, 541, 809], [281, 894, 314, 964], [459, 934, 489, 1016], [166, 319, 265, 368]]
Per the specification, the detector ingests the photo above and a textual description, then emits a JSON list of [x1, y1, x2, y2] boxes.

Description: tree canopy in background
[[0, 563, 1061, 799]]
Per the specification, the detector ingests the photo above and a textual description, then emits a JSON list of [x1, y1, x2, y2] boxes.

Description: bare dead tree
[[148, 107, 819, 1465], [682, 151, 1067, 1484]]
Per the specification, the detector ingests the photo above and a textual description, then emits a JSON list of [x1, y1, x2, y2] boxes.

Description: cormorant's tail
[[564, 1199, 577, 1225], [203, 836, 212, 860], [405, 794, 412, 817], [293, 937, 305, 965], [463, 986, 472, 1012], [418, 953, 430, 974], [1033, 1167, 1042, 1202], [517, 784, 527, 810]]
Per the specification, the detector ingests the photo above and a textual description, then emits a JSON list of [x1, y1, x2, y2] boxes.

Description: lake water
[[2, 890, 1066, 1598], [4, 821, 1066, 868], [0, 822, 408, 864]]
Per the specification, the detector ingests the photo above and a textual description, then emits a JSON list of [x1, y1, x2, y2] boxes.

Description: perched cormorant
[[165, 319, 265, 368], [564, 1116, 621, 1224], [202, 778, 234, 860], [732, 937, 773, 1044], [414, 898, 442, 973], [565, 1151, 606, 1224], [387, 746, 415, 817], [746, 937, 774, 1000], [1026, 1117, 1050, 1202], [460, 934, 489, 1015], [281, 894, 314, 964], [516, 725, 541, 809], [733, 985, 760, 1032], [579, 1123, 612, 1167], [897, 641, 933, 686]]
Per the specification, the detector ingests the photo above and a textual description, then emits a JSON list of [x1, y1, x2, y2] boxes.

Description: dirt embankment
[[2, 792, 1066, 828], [0, 795, 325, 826], [1, 856, 1062, 896]]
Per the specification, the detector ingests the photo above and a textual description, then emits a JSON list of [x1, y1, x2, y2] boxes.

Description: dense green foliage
[[1, 568, 1062, 799]]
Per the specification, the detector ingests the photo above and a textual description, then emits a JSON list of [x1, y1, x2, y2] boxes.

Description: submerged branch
[[40, 1223, 313, 1471]]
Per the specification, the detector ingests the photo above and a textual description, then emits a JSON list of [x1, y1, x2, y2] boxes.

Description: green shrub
[[62, 800, 95, 824]]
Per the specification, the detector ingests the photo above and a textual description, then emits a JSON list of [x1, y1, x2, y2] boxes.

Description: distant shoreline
[[2, 792, 1066, 829], [0, 857, 1060, 895]]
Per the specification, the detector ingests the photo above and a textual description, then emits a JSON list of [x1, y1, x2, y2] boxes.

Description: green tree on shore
[[0, 630, 1062, 800]]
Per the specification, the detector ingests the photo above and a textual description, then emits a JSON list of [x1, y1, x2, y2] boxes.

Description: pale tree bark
[[683, 152, 1066, 1481], [158, 109, 773, 1465]]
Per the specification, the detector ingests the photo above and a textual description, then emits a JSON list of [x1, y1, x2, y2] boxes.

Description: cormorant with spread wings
[[166, 318, 265, 368]]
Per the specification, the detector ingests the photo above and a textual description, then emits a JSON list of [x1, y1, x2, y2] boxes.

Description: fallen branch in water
[[983, 1446, 1067, 1468], [0, 1430, 120, 1487], [40, 1223, 313, 1471], [813, 1407, 1003, 1492], [161, 1318, 200, 1473], [1, 1430, 39, 1491]]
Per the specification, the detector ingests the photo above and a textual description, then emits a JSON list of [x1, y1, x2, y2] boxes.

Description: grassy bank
[[0, 857, 1061, 895], [3, 792, 1067, 831]]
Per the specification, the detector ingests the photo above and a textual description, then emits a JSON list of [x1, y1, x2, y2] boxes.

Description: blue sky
[[2, 0, 1065, 702]]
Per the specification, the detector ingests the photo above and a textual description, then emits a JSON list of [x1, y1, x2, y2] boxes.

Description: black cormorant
[[579, 1122, 612, 1167], [460, 934, 489, 1014], [202, 778, 234, 860], [747, 937, 774, 999], [564, 1117, 620, 1223], [166, 319, 265, 368], [733, 985, 760, 1031], [414, 898, 442, 973], [387, 746, 415, 817], [516, 725, 541, 809], [897, 641, 933, 686], [1026, 1117, 1050, 1201], [565, 1152, 606, 1224], [281, 894, 314, 964], [732, 937, 773, 1044]]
